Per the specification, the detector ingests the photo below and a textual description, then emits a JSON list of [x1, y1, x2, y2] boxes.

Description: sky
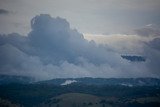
[[0, 0, 160, 34], [0, 0, 160, 80]]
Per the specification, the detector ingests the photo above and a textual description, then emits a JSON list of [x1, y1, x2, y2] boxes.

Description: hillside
[[39, 93, 114, 107], [39, 93, 160, 107], [0, 98, 21, 107]]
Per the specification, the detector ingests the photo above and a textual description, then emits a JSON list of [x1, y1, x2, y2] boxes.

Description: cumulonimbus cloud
[[0, 14, 159, 80]]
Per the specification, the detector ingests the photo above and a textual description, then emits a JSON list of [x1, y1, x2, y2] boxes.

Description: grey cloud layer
[[84, 25, 160, 77], [134, 24, 160, 37], [134, 24, 160, 75], [0, 14, 159, 80], [0, 0, 160, 34]]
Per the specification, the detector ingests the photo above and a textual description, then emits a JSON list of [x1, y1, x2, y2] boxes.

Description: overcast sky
[[0, 0, 160, 35], [0, 0, 160, 80]]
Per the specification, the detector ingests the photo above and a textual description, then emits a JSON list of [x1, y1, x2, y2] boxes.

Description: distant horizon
[[1, 74, 160, 80]]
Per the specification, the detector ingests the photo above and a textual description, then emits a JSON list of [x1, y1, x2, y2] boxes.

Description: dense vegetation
[[0, 83, 160, 107], [0, 76, 160, 107]]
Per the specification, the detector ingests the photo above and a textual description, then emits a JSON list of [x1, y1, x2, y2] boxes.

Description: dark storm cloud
[[0, 14, 158, 80], [127, 24, 160, 75], [148, 38, 160, 50], [133, 24, 160, 75], [0, 9, 9, 15], [27, 14, 116, 65], [141, 37, 160, 76]]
